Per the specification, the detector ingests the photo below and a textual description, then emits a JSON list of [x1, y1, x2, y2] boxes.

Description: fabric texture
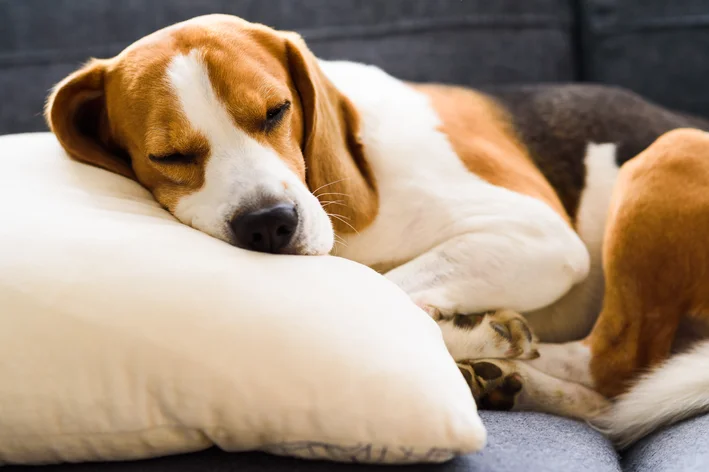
[[579, 0, 709, 118], [623, 414, 709, 472], [0, 132, 485, 465], [4, 412, 621, 472]]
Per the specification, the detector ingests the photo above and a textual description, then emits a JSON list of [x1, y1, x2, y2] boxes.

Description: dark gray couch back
[[2, 0, 709, 135]]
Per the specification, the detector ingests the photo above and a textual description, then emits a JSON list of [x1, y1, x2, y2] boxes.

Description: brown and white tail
[[591, 340, 709, 448]]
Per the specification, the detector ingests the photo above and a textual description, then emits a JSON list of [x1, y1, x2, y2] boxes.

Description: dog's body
[[46, 14, 709, 447]]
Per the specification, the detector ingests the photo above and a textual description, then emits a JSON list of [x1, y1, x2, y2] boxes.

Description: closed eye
[[264, 100, 291, 132], [148, 153, 196, 165]]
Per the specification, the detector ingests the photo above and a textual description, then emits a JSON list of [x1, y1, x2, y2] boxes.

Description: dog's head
[[46, 15, 377, 255]]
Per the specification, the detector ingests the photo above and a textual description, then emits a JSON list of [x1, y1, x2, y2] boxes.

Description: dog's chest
[[319, 61, 568, 270]]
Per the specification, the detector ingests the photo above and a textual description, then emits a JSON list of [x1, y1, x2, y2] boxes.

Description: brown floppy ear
[[45, 59, 134, 179], [284, 33, 378, 233]]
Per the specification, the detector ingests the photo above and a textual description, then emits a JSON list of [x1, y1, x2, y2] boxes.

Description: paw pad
[[471, 361, 503, 380], [478, 373, 523, 411], [458, 360, 525, 412], [453, 313, 486, 330]]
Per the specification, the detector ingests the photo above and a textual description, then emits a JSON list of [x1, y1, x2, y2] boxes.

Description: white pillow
[[0, 133, 485, 465]]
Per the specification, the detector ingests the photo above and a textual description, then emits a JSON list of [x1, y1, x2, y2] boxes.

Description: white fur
[[593, 340, 709, 448], [527, 341, 594, 386], [524, 143, 619, 341], [440, 319, 504, 360], [439, 310, 535, 361], [511, 362, 609, 420], [166, 50, 333, 254], [576, 143, 619, 260], [319, 60, 590, 315]]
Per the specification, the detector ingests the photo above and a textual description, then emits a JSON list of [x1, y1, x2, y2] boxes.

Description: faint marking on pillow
[[262, 441, 461, 463]]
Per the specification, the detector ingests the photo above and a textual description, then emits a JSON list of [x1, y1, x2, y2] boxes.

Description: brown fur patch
[[45, 59, 135, 179], [284, 33, 379, 234], [412, 84, 571, 224]]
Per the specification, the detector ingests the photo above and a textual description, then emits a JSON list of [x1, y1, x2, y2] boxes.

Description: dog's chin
[[291, 204, 336, 256], [289, 231, 335, 256], [232, 238, 333, 256], [297, 243, 334, 256]]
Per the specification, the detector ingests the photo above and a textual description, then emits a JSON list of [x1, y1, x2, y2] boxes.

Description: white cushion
[[0, 133, 485, 465]]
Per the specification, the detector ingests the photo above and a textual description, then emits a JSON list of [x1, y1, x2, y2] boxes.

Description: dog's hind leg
[[528, 129, 709, 398]]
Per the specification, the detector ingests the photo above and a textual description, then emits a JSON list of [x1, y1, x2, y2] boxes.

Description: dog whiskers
[[312, 178, 350, 196], [316, 192, 351, 199], [320, 200, 347, 209], [327, 212, 359, 234], [333, 234, 348, 248]]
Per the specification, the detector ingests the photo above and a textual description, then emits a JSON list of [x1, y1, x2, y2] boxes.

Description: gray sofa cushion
[[624, 413, 709, 472], [0, 0, 576, 135], [4, 412, 621, 472], [581, 0, 709, 118]]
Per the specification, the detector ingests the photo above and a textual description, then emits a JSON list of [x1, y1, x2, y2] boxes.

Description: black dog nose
[[230, 204, 298, 253]]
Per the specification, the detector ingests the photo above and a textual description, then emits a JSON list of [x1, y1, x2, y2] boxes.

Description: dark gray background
[[3, 0, 709, 135]]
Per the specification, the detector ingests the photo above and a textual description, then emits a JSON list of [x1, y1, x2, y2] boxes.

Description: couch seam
[[591, 14, 709, 36], [569, 0, 587, 81]]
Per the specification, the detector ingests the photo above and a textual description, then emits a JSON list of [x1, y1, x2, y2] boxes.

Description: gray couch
[[3, 1, 709, 471]]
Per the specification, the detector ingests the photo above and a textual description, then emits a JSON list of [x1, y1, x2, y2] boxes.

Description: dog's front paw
[[458, 359, 611, 420], [457, 360, 524, 411], [484, 309, 539, 360], [441, 309, 539, 361]]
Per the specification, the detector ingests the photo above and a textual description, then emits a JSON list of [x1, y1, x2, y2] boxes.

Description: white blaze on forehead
[[163, 50, 333, 254], [167, 50, 233, 141]]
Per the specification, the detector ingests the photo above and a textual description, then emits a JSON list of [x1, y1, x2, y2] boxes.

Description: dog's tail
[[591, 339, 709, 448]]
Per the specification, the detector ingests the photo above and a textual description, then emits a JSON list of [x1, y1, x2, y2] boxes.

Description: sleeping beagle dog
[[46, 14, 709, 447]]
